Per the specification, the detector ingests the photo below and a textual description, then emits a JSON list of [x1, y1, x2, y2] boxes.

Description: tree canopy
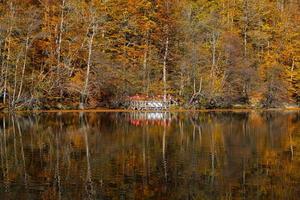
[[0, 0, 299, 109]]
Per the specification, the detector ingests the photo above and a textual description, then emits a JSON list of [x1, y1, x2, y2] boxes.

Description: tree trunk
[[57, 0, 65, 98], [1, 41, 7, 101], [16, 36, 29, 102], [146, 46, 152, 96], [290, 58, 295, 82], [2, 2, 14, 105], [143, 40, 148, 94], [12, 55, 20, 108], [210, 31, 217, 95], [3, 34, 12, 104], [0, 43, 4, 81], [243, 0, 248, 57], [180, 67, 184, 96], [80, 17, 96, 109], [163, 37, 169, 102], [57, 0, 65, 64], [199, 77, 203, 93]]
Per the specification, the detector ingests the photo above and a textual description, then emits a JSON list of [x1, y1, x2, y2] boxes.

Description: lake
[[0, 111, 299, 199]]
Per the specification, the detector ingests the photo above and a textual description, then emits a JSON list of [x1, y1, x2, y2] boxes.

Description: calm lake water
[[0, 111, 300, 200]]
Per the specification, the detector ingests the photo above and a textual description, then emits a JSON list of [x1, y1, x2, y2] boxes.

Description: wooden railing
[[128, 100, 171, 110]]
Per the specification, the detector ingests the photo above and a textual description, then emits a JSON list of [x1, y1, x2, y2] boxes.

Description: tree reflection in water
[[0, 111, 299, 199]]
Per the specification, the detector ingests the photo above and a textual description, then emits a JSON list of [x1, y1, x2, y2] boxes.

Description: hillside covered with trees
[[0, 0, 299, 110]]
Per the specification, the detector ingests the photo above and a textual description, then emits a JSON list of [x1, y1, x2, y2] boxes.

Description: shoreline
[[1, 107, 300, 114]]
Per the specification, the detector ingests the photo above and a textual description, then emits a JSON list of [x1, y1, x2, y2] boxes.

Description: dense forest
[[0, 0, 299, 110]]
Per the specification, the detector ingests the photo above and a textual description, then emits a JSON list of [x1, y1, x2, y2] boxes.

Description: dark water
[[0, 111, 300, 200]]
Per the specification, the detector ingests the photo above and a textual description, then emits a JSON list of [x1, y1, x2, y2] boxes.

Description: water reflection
[[0, 111, 299, 199], [128, 112, 174, 126]]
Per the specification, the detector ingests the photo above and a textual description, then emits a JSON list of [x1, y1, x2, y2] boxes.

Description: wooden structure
[[127, 95, 174, 110], [129, 100, 171, 110]]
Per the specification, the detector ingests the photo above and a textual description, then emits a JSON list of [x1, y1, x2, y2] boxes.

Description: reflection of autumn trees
[[0, 111, 299, 199]]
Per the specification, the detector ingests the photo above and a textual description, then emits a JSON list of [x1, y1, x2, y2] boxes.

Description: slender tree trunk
[[290, 58, 295, 82], [193, 78, 196, 95], [163, 37, 169, 102], [180, 67, 184, 96], [3, 34, 12, 104], [199, 77, 203, 93], [212, 32, 216, 68], [3, 66, 8, 104], [12, 55, 20, 108], [0, 42, 4, 82], [192, 42, 196, 95], [57, 0, 65, 98], [57, 0, 65, 64], [147, 46, 151, 96], [16, 36, 29, 101], [210, 31, 217, 95], [243, 0, 248, 57], [80, 18, 96, 109], [244, 29, 247, 57], [3, 2, 15, 105], [143, 41, 148, 94], [1, 40, 7, 98]]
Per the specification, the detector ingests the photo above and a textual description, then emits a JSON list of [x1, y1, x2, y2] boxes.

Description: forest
[[0, 0, 299, 110]]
